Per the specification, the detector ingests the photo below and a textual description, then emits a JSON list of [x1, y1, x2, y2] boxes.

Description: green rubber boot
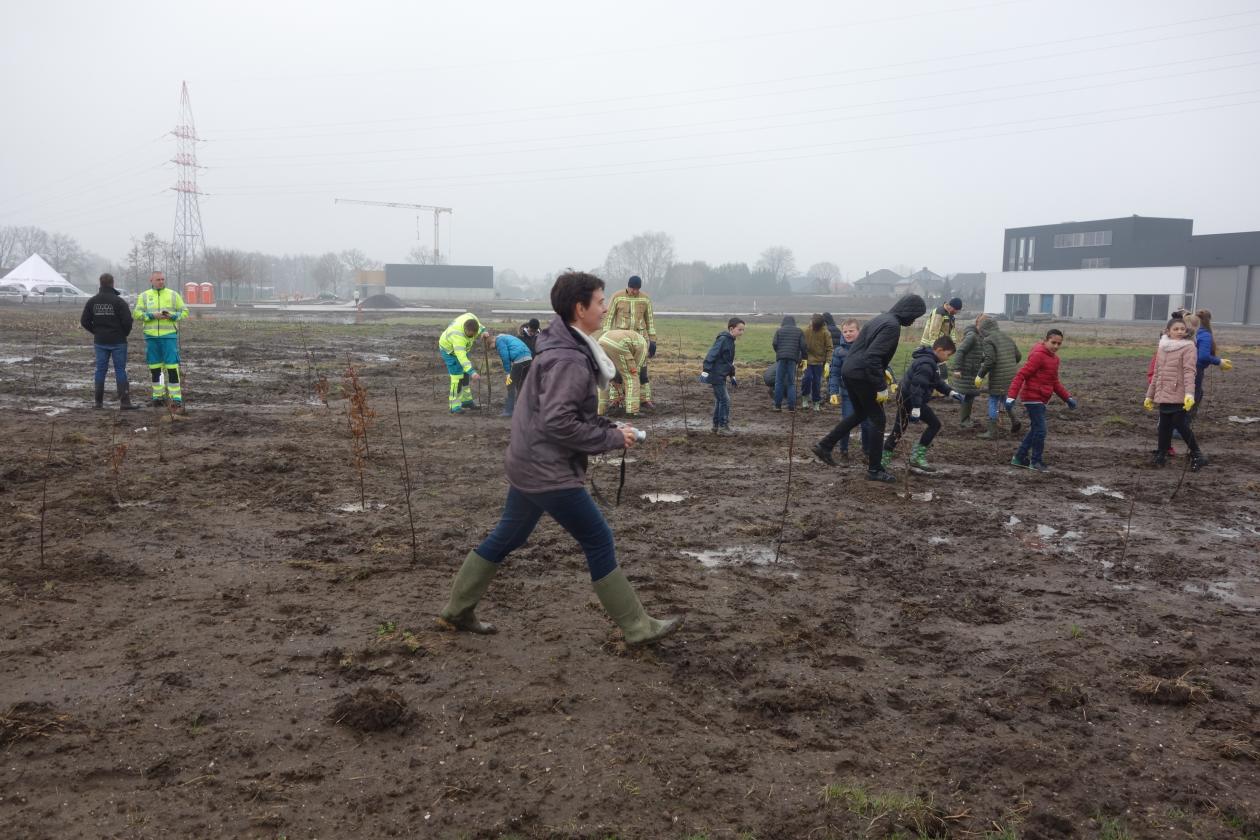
[[977, 418, 999, 439], [880, 449, 894, 469], [438, 551, 500, 634], [959, 398, 974, 429], [911, 443, 936, 473], [592, 567, 683, 646]]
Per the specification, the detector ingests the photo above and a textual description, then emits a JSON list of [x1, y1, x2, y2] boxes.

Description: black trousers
[[1157, 405, 1199, 454], [819, 377, 885, 472], [884, 401, 940, 452]]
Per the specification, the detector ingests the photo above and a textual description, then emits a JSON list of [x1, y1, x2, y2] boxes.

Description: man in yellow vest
[[602, 275, 658, 407], [438, 312, 487, 413], [597, 329, 649, 417], [132, 271, 189, 410]]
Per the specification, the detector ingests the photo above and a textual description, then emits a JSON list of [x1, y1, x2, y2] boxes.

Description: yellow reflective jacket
[[602, 291, 656, 338], [133, 288, 188, 337], [598, 329, 648, 374], [438, 312, 485, 373], [919, 306, 956, 347]]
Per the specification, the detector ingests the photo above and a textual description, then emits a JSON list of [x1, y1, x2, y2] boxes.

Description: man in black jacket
[[771, 315, 806, 411], [80, 273, 141, 410], [812, 294, 926, 481]]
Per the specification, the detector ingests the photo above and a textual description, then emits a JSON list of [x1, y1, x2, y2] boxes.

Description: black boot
[[93, 383, 104, 409], [118, 383, 142, 411], [1191, 452, 1210, 472]]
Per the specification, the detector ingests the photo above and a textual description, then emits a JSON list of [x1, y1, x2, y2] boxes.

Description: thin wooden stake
[[773, 405, 797, 564], [482, 335, 493, 409], [676, 332, 689, 434], [1169, 444, 1194, 502], [39, 420, 54, 567], [1118, 474, 1138, 567], [394, 388, 419, 564]]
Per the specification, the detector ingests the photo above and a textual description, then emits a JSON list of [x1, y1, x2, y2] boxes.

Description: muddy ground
[[2, 307, 1259, 840]]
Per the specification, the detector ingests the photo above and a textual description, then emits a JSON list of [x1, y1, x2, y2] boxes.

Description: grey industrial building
[[987, 216, 1260, 324]]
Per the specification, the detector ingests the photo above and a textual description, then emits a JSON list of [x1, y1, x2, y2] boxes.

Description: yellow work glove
[[1183, 395, 1195, 411], [798, 360, 806, 373], [505, 374, 512, 386], [974, 376, 984, 388], [829, 394, 839, 406], [1143, 397, 1154, 411], [890, 383, 899, 395], [884, 370, 894, 386], [1221, 358, 1233, 371], [876, 389, 889, 404]]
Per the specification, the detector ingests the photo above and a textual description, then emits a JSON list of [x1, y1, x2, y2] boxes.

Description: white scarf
[[577, 329, 617, 389]]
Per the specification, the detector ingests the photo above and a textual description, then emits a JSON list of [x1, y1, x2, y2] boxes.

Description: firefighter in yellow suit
[[132, 271, 189, 410], [602, 275, 657, 407], [438, 312, 486, 413], [597, 329, 649, 417]]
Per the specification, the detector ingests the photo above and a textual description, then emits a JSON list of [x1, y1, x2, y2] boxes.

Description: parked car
[[31, 284, 89, 304], [0, 284, 27, 303]]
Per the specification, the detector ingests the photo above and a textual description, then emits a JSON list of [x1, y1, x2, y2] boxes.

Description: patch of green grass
[[1069, 623, 1085, 639], [375, 620, 396, 636], [1098, 816, 1133, 840], [823, 782, 943, 836], [984, 827, 1020, 840]]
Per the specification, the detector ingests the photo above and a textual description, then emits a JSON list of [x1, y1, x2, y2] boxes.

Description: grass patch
[[823, 782, 955, 837], [1133, 672, 1211, 705], [1098, 815, 1133, 839]]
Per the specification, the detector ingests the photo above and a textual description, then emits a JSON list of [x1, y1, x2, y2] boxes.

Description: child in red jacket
[[1006, 328, 1077, 471]]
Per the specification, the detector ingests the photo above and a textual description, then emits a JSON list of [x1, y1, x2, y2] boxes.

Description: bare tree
[[602, 230, 676, 295], [807, 261, 842, 294], [13, 226, 49, 261], [757, 246, 796, 292], [312, 251, 347, 296], [205, 247, 250, 301], [44, 233, 86, 282], [0, 226, 21, 268]]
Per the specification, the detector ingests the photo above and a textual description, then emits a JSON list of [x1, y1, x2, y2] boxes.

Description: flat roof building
[[985, 216, 1260, 324]]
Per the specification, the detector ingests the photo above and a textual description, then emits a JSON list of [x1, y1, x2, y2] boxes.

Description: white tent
[[1, 253, 81, 293]]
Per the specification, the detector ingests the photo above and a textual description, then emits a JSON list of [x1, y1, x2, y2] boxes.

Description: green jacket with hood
[[975, 318, 1022, 396]]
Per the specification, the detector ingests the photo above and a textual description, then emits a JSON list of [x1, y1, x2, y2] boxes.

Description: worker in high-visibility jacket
[[602, 275, 658, 407], [439, 312, 487, 413], [597, 329, 649, 417], [132, 271, 189, 410]]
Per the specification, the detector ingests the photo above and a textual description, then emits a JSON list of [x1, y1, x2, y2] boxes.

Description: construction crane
[[334, 198, 453, 263]]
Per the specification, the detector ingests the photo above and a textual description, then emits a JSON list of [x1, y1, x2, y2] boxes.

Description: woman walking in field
[[1006, 328, 1077, 472], [1144, 317, 1208, 471]]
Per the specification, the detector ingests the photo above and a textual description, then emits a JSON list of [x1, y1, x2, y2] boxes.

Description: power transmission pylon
[[171, 80, 207, 285], [334, 198, 453, 263]]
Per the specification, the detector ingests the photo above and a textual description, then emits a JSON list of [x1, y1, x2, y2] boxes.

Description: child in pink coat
[[1144, 318, 1207, 470]]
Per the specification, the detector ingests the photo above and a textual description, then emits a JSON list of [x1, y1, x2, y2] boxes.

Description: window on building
[[1059, 294, 1075, 317], [1005, 293, 1029, 317], [1099, 294, 1107, 318], [1017, 238, 1026, 272], [1082, 257, 1111, 269], [1026, 237, 1035, 270], [1184, 267, 1197, 309], [1054, 230, 1113, 248], [1007, 238, 1017, 271], [1134, 294, 1170, 321], [1040, 294, 1054, 314]]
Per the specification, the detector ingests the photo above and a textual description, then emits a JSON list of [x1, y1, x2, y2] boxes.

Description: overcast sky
[[3, 0, 1259, 279]]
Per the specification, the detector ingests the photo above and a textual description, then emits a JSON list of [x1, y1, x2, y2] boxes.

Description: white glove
[[1004, 396, 1015, 408], [910, 407, 921, 420]]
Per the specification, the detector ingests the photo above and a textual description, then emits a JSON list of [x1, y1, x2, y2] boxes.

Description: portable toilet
[[184, 282, 199, 305], [199, 282, 215, 305]]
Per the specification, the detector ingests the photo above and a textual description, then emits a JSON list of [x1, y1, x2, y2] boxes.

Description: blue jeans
[[1015, 402, 1048, 465], [800, 363, 824, 403], [773, 359, 798, 409], [839, 392, 875, 454], [475, 485, 617, 582], [987, 394, 1018, 422], [94, 343, 129, 387], [711, 378, 730, 428]]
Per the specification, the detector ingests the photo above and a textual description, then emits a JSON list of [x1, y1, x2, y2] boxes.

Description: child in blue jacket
[[701, 318, 745, 434], [495, 333, 533, 417]]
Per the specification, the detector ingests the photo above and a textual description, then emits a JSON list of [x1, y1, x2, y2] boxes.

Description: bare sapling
[[314, 375, 331, 413], [109, 420, 128, 505], [1169, 445, 1194, 502], [676, 333, 689, 434], [394, 388, 419, 564], [298, 324, 315, 402], [155, 399, 167, 464], [773, 403, 798, 564], [343, 357, 376, 511], [482, 335, 493, 409], [39, 421, 54, 568], [1119, 473, 1138, 567], [32, 325, 42, 388]]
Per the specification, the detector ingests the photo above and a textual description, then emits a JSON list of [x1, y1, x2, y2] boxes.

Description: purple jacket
[[505, 315, 625, 493]]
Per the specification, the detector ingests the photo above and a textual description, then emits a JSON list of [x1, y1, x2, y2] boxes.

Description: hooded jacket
[[1007, 341, 1071, 404], [772, 316, 806, 362], [950, 323, 983, 395], [1146, 335, 1196, 404], [841, 295, 927, 386], [505, 315, 624, 493], [80, 286, 134, 345], [803, 322, 834, 365], [1193, 328, 1220, 395], [828, 334, 853, 396], [495, 333, 532, 373], [703, 330, 737, 380], [821, 312, 844, 346], [975, 319, 1023, 396], [899, 346, 953, 409]]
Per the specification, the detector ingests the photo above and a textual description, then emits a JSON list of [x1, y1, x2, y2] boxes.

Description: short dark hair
[[727, 317, 745, 330], [1045, 328, 1064, 340], [527, 318, 540, 331], [463, 317, 480, 334], [932, 336, 956, 352], [99, 272, 114, 287], [551, 271, 605, 323]]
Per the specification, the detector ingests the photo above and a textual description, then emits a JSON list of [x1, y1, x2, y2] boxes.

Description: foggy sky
[[3, 0, 1259, 280]]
